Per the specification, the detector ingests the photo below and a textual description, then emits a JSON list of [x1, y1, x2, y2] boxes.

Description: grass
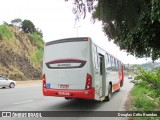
[[130, 85, 160, 120], [131, 86, 156, 111], [0, 25, 14, 40], [29, 32, 44, 49], [128, 68, 160, 120], [29, 32, 44, 67], [31, 47, 43, 68]]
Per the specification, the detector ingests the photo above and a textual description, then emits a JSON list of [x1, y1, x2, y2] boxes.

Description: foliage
[[131, 70, 160, 116], [131, 86, 156, 111], [131, 85, 160, 119], [11, 18, 22, 28], [130, 67, 160, 118], [29, 32, 44, 67], [29, 32, 44, 49], [133, 67, 160, 97], [35, 28, 43, 37], [131, 85, 160, 120], [22, 20, 36, 34], [3, 21, 9, 26], [0, 25, 14, 40], [31, 48, 43, 67], [68, 0, 160, 61], [4, 18, 43, 37]]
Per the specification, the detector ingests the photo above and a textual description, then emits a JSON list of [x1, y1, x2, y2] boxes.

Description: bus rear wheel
[[120, 80, 123, 87], [65, 97, 72, 100]]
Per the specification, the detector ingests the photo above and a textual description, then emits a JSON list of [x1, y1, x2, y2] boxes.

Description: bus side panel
[[91, 43, 101, 101]]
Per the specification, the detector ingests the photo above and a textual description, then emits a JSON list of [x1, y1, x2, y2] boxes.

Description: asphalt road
[[0, 77, 134, 120]]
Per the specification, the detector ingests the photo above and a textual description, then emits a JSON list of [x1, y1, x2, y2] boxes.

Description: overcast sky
[[0, 0, 155, 64]]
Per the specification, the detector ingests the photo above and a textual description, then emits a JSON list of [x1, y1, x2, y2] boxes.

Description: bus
[[42, 37, 124, 101]]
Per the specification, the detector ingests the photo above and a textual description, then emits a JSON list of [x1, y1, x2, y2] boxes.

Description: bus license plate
[[58, 92, 70, 96], [59, 84, 69, 89]]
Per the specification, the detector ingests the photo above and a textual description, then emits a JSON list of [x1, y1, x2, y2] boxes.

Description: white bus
[[42, 37, 124, 101]]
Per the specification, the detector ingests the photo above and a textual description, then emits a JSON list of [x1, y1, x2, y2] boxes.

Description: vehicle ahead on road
[[0, 76, 16, 88], [128, 75, 133, 79], [42, 37, 124, 101]]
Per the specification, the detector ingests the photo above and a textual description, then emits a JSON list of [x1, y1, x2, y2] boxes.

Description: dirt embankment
[[0, 26, 43, 80], [0, 49, 41, 80]]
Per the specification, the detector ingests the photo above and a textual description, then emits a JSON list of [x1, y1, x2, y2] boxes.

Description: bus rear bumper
[[43, 88, 95, 100]]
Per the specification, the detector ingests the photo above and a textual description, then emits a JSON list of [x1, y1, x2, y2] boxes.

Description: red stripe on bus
[[112, 82, 120, 91], [43, 88, 95, 100]]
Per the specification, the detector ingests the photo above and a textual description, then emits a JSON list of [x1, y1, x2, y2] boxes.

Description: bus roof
[[45, 37, 91, 46]]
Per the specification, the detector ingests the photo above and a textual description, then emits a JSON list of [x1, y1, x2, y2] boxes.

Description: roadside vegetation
[[129, 67, 160, 120], [0, 25, 14, 40], [28, 32, 44, 68]]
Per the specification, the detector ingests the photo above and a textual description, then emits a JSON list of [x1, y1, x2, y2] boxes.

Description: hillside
[[140, 62, 160, 70], [0, 25, 44, 80]]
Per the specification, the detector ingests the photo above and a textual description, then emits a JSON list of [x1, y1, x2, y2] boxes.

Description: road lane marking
[[13, 100, 33, 105]]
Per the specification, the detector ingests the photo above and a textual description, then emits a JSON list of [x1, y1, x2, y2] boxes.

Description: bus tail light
[[85, 73, 92, 90], [42, 74, 46, 88]]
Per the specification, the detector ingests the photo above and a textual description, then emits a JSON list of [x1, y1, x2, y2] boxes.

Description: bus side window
[[118, 61, 121, 71], [106, 54, 111, 71], [117, 60, 119, 71], [92, 45, 95, 68], [113, 58, 116, 71], [93, 45, 98, 69], [110, 56, 113, 71], [116, 60, 118, 71], [112, 58, 114, 71], [105, 54, 108, 69]]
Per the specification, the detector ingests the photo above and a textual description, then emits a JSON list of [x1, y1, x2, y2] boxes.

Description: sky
[[0, 0, 156, 64]]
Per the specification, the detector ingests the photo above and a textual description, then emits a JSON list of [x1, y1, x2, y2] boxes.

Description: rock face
[[0, 26, 44, 80]]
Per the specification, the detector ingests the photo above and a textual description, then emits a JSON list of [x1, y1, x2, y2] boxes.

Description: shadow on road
[[42, 91, 120, 111], [0, 87, 12, 89]]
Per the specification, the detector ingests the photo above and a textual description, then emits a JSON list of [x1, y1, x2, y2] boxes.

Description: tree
[[68, 0, 160, 61], [11, 18, 22, 28], [3, 21, 9, 26], [22, 20, 36, 33], [35, 28, 43, 37]]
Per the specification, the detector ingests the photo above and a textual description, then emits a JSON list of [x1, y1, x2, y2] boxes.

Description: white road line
[[13, 100, 33, 105]]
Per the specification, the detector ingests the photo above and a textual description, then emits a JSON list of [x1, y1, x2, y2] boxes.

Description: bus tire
[[105, 85, 112, 101], [120, 80, 123, 87], [65, 97, 71, 100]]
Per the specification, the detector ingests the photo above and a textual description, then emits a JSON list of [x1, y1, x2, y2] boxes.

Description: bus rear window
[[44, 40, 89, 69]]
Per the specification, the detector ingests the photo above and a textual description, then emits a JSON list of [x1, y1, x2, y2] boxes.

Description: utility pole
[[73, 26, 80, 37]]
